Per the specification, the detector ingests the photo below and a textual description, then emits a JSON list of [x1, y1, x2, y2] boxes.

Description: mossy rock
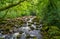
[[26, 35, 31, 38], [35, 22, 40, 25], [53, 36, 60, 39], [0, 20, 8, 24], [0, 38, 4, 39], [42, 26, 60, 39], [33, 37, 37, 39], [26, 35, 36, 38], [30, 27, 35, 30], [43, 36, 49, 39], [35, 28, 39, 30], [48, 26, 60, 36], [32, 17, 40, 23], [17, 34, 21, 39], [41, 26, 49, 31], [28, 23, 32, 26], [31, 22, 34, 24], [36, 26, 39, 28], [19, 31, 23, 34], [28, 24, 31, 26]]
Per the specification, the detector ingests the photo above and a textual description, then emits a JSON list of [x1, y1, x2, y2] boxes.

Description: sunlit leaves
[[0, 0, 60, 22], [0, 0, 20, 8]]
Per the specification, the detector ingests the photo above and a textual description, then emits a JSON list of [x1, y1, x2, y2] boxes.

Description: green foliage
[[0, 0, 60, 39], [41, 26, 60, 39], [0, 0, 60, 26], [0, 0, 38, 18], [36, 0, 60, 26]]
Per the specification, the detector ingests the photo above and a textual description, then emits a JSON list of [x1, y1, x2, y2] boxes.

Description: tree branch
[[0, 0, 25, 11]]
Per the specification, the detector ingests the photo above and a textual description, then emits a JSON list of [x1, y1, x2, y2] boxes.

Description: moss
[[30, 27, 35, 30], [26, 35, 31, 38], [28, 23, 32, 26], [0, 18, 27, 34], [41, 26, 60, 39], [26, 35, 36, 39], [48, 26, 60, 36], [31, 22, 34, 24], [33, 37, 37, 39], [0, 38, 4, 39], [17, 34, 21, 39], [32, 17, 40, 23], [53, 36, 60, 39]]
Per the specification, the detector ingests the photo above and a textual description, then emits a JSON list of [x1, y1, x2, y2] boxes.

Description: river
[[0, 16, 42, 39]]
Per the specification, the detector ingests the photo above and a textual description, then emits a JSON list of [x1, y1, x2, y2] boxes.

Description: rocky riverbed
[[0, 16, 42, 39]]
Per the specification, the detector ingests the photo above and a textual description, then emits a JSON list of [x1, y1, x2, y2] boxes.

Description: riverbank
[[41, 25, 60, 39]]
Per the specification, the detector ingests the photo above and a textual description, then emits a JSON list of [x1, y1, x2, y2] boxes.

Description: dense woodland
[[0, 0, 60, 39]]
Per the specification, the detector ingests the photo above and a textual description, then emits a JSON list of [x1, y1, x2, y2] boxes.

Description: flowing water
[[0, 16, 42, 39]]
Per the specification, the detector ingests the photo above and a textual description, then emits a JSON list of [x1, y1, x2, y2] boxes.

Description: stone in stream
[[20, 32, 26, 39], [17, 34, 21, 39], [30, 27, 35, 31], [19, 31, 23, 34], [26, 34, 37, 39], [19, 26, 31, 34], [28, 30, 42, 39], [13, 32, 19, 37], [12, 32, 20, 39], [5, 32, 20, 39], [28, 22, 32, 27], [0, 33, 5, 39], [39, 24, 42, 29], [31, 22, 34, 24], [0, 33, 2, 36], [28, 17, 34, 23], [31, 24, 36, 29]]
